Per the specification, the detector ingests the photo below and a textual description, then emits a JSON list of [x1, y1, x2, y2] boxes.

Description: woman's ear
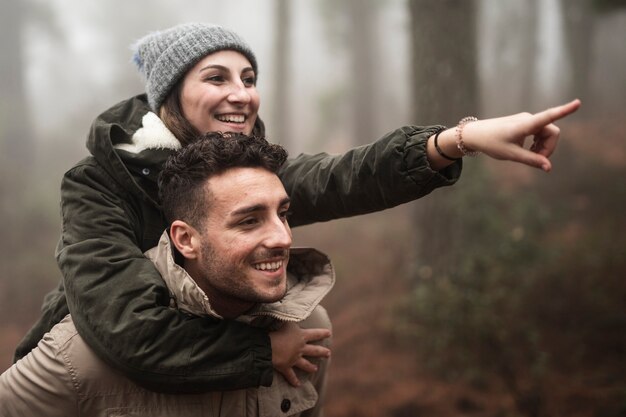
[[169, 220, 201, 260]]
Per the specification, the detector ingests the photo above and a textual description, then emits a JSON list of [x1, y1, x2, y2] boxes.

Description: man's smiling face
[[191, 166, 292, 317]]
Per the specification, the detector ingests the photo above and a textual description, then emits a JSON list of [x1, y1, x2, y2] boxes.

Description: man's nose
[[265, 218, 292, 249]]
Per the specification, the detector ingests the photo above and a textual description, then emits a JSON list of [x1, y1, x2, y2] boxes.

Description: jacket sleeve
[[0, 330, 76, 416], [280, 125, 462, 227], [56, 161, 273, 393]]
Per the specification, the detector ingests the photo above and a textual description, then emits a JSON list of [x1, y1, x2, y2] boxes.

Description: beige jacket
[[0, 232, 334, 417]]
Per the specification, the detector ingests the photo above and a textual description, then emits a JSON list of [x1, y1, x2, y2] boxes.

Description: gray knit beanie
[[132, 23, 258, 111]]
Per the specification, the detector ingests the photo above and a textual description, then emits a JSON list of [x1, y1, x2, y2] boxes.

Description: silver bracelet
[[455, 116, 480, 157]]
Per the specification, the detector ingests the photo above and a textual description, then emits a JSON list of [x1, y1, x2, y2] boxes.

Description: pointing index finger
[[533, 99, 581, 127]]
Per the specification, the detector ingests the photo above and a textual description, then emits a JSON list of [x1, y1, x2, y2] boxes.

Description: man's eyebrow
[[230, 197, 291, 217]]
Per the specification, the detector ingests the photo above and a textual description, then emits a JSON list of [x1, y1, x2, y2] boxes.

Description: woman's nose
[[228, 82, 251, 104]]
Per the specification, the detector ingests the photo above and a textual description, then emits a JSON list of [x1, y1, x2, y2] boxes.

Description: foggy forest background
[[1, 0, 625, 416]]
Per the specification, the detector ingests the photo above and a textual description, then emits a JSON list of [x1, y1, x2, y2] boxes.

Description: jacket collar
[[144, 231, 335, 323], [86, 94, 169, 210]]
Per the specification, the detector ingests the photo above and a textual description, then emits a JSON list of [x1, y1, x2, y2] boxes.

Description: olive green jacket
[[14, 94, 461, 392]]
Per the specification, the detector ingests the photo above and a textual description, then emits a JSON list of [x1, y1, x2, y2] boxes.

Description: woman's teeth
[[216, 114, 245, 123]]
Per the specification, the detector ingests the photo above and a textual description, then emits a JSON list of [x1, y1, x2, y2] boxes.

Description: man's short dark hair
[[159, 132, 288, 228]]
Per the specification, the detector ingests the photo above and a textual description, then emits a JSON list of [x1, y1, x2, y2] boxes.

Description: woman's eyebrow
[[198, 64, 229, 73], [198, 65, 255, 74]]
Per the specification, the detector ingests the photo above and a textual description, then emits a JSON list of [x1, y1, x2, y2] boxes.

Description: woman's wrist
[[434, 129, 461, 161], [455, 116, 480, 156], [427, 128, 464, 171]]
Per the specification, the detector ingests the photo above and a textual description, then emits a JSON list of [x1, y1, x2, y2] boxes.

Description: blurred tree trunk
[[271, 0, 292, 148], [0, 1, 33, 170], [92, 1, 170, 104], [317, 0, 383, 146], [408, 5, 547, 414], [520, 0, 539, 110], [561, 0, 594, 109], [346, 0, 380, 145], [408, 0, 479, 274], [0, 0, 41, 337], [408, 0, 478, 126], [480, 1, 539, 115]]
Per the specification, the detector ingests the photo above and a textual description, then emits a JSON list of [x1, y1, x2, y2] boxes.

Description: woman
[[14, 22, 580, 393]]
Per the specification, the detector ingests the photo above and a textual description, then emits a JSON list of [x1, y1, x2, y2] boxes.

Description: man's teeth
[[216, 114, 245, 123], [254, 261, 283, 271]]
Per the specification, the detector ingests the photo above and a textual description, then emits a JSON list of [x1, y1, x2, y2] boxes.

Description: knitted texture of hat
[[132, 23, 258, 111]]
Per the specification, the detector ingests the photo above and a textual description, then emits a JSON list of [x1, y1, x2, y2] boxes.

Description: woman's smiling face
[[180, 50, 260, 135]]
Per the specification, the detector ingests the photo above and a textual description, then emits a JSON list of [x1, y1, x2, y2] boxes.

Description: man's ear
[[169, 220, 201, 260]]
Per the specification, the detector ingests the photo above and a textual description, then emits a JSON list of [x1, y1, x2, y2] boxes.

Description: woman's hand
[[269, 322, 332, 387], [463, 99, 581, 171], [427, 99, 581, 172]]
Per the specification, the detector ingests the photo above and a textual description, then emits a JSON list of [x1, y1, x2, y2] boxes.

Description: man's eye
[[240, 217, 258, 226], [279, 210, 292, 221]]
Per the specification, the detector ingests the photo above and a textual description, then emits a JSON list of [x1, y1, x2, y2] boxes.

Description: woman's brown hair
[[158, 81, 200, 147]]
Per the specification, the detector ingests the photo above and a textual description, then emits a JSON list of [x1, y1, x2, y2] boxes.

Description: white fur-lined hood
[[114, 112, 181, 153]]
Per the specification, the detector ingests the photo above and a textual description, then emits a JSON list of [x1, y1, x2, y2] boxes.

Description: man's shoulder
[[44, 315, 97, 368], [45, 315, 147, 399], [287, 247, 334, 277]]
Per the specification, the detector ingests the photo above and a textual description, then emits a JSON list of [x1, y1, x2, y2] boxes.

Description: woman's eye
[[206, 75, 225, 83], [242, 76, 256, 87]]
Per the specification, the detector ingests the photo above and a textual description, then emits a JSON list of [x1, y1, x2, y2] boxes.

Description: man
[[0, 133, 334, 417]]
